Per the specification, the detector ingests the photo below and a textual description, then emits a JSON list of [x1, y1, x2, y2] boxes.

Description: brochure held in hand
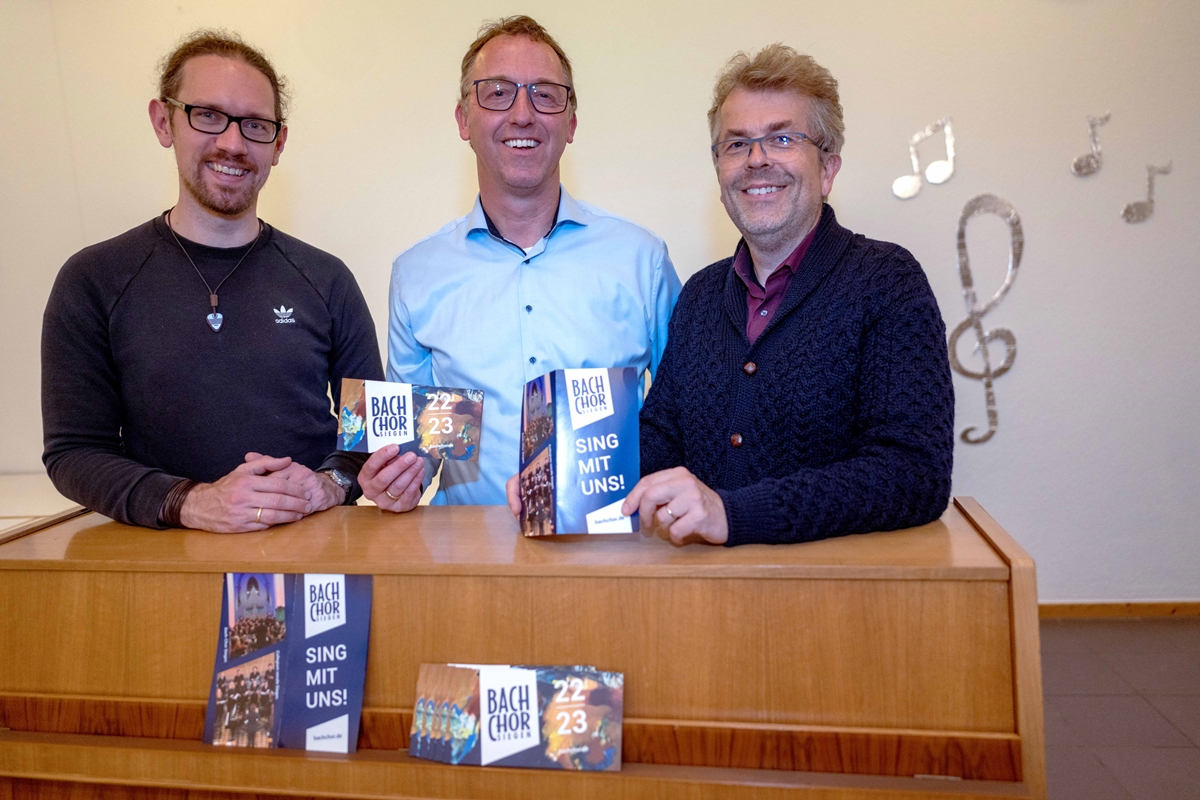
[[337, 378, 484, 460], [518, 367, 640, 536]]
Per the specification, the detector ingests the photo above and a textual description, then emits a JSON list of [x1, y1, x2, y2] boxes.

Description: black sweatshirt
[[41, 214, 384, 527]]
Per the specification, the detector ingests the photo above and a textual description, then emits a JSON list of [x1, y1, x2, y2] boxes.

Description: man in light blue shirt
[[358, 15, 680, 508]]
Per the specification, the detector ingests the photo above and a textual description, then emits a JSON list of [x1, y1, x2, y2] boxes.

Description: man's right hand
[[179, 455, 313, 532], [359, 445, 424, 513], [505, 474, 521, 518]]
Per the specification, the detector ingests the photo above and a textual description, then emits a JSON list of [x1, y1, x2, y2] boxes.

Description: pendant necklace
[[165, 209, 264, 332]]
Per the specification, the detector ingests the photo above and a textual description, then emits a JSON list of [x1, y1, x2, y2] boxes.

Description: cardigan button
[[743, 361, 757, 376], [730, 433, 744, 447]]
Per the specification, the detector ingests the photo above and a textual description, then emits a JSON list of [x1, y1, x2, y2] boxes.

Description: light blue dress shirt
[[387, 187, 682, 506]]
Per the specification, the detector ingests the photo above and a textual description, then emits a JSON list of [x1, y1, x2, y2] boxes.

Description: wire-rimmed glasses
[[711, 131, 820, 161]]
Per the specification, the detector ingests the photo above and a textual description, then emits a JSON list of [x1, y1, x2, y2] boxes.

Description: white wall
[[1, 0, 1196, 601]]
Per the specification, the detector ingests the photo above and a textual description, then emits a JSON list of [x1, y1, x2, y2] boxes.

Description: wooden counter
[[0, 497, 1045, 799]]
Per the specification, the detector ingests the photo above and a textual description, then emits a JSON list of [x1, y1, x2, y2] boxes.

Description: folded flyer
[[409, 663, 623, 770], [337, 378, 484, 459]]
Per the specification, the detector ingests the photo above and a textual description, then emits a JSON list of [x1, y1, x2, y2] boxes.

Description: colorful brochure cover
[[203, 573, 372, 754], [409, 664, 623, 771], [337, 378, 484, 459], [519, 367, 640, 536]]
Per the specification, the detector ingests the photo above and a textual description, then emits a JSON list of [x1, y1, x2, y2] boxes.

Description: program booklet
[[203, 572, 373, 754], [519, 367, 640, 536], [337, 378, 484, 460], [408, 664, 623, 771]]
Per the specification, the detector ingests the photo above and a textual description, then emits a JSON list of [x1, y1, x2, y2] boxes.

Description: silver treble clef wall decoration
[[948, 194, 1024, 445]]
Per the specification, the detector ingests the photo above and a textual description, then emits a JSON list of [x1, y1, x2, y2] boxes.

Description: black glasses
[[473, 79, 572, 114], [712, 131, 819, 161], [165, 98, 282, 144]]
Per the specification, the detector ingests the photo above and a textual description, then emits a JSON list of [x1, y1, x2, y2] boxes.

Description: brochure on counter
[[409, 663, 624, 771], [202, 572, 372, 753]]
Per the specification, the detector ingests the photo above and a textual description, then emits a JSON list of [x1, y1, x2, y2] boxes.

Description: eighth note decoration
[[1070, 112, 1110, 177], [948, 194, 1024, 445], [1121, 162, 1172, 223], [891, 117, 956, 200]]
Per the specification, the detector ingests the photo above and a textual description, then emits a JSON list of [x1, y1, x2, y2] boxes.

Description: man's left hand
[[621, 467, 728, 545], [244, 452, 345, 513]]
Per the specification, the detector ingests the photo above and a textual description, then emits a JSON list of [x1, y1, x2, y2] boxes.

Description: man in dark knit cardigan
[[622, 45, 954, 546]]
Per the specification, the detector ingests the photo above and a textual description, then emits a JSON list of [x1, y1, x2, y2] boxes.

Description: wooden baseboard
[[0, 694, 1022, 782], [1039, 602, 1200, 619], [0, 732, 1040, 800]]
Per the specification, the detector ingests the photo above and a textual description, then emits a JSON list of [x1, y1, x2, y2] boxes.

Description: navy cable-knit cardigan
[[640, 205, 954, 546]]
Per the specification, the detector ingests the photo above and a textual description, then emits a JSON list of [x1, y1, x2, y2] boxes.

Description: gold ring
[[665, 507, 676, 519], [385, 489, 401, 501], [256, 507, 263, 523]]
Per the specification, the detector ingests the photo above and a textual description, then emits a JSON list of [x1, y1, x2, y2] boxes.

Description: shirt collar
[[732, 221, 817, 290], [466, 185, 587, 243]]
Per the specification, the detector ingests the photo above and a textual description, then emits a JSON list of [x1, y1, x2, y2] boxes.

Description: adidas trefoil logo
[[274, 305, 296, 324]]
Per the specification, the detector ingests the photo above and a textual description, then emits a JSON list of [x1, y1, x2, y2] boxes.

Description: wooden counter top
[[0, 502, 1007, 580]]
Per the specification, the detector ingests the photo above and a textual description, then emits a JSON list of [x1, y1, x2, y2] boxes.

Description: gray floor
[[1042, 617, 1200, 799]]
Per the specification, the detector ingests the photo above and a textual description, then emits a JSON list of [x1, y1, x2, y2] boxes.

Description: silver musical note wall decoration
[[1121, 162, 1171, 223], [1071, 112, 1111, 176], [948, 194, 1024, 445], [892, 117, 956, 200]]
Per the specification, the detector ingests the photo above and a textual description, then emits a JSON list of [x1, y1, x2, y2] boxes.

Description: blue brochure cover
[[409, 664, 623, 770], [203, 573, 372, 754], [276, 574, 373, 753], [518, 367, 640, 536]]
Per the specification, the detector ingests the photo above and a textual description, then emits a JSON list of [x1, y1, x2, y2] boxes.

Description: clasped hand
[[179, 453, 344, 533]]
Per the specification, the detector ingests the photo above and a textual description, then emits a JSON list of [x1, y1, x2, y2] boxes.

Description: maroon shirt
[[732, 225, 817, 345]]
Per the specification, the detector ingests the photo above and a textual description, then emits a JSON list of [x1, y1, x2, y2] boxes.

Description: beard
[[181, 153, 260, 217]]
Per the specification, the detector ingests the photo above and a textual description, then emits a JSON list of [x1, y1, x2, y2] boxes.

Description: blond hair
[[708, 44, 843, 157]]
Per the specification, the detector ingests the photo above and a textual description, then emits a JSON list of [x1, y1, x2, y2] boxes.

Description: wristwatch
[[318, 468, 354, 503]]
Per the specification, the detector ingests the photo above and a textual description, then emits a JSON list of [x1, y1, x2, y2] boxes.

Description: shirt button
[[730, 433, 744, 447], [529, 356, 537, 364], [743, 362, 757, 376], [760, 309, 769, 316], [525, 305, 532, 313]]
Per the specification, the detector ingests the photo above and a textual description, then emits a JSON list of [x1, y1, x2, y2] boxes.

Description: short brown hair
[[459, 16, 577, 113], [708, 44, 843, 157], [158, 29, 290, 123]]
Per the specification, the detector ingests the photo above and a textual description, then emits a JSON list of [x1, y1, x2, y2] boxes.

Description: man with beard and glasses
[[620, 45, 955, 546], [358, 16, 680, 511], [41, 30, 383, 531]]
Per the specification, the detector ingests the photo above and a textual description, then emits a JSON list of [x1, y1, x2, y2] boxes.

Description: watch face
[[323, 469, 353, 490]]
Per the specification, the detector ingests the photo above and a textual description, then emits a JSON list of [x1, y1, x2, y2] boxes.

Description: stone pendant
[[207, 312, 224, 332]]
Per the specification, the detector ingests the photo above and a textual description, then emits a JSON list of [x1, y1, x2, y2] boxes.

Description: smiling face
[[152, 54, 287, 220], [455, 35, 576, 200], [713, 87, 841, 251]]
